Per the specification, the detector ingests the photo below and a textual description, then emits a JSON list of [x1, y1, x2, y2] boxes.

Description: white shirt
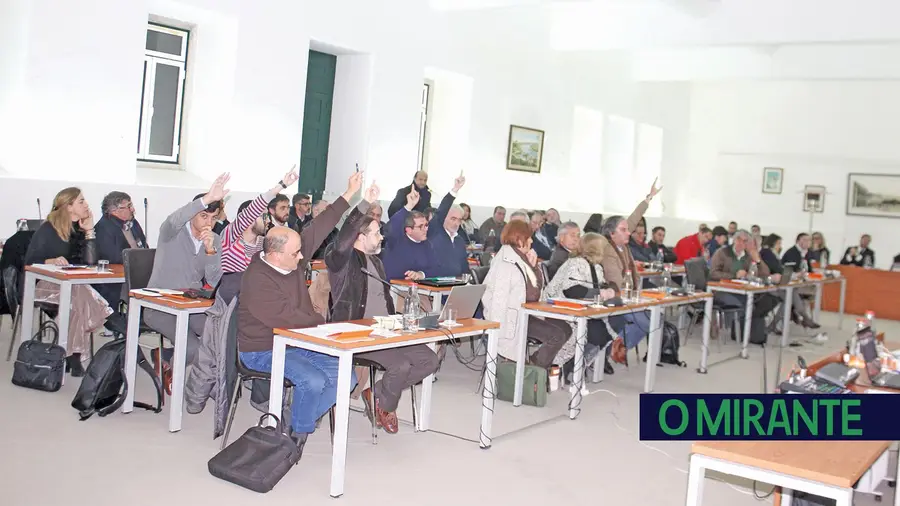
[[185, 223, 203, 254], [445, 228, 458, 242], [406, 234, 423, 244], [735, 249, 746, 260], [260, 252, 291, 275]]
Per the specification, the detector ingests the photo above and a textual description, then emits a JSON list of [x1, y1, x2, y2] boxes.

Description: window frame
[[137, 23, 189, 164], [416, 82, 431, 173]]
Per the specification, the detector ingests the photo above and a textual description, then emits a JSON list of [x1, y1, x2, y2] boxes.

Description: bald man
[[387, 170, 432, 218], [237, 172, 362, 453]]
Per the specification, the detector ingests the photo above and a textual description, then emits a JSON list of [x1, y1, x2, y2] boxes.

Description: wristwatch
[[279, 180, 288, 189]]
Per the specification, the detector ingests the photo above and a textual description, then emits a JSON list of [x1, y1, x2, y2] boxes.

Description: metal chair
[[221, 295, 335, 450], [683, 258, 743, 345], [469, 265, 490, 285], [4, 266, 58, 361], [353, 356, 418, 445]]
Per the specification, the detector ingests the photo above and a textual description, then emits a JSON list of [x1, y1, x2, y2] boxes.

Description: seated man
[[628, 223, 652, 263], [365, 201, 387, 248], [647, 226, 677, 263], [782, 232, 813, 271], [382, 186, 448, 281], [761, 234, 820, 332], [326, 181, 439, 434], [674, 226, 712, 265], [238, 172, 361, 451], [387, 171, 432, 218], [288, 193, 312, 232], [709, 230, 779, 343], [478, 206, 506, 252], [840, 234, 875, 267], [529, 211, 553, 261], [309, 200, 338, 260], [95, 191, 148, 307], [144, 174, 228, 390], [706, 226, 728, 263], [264, 194, 291, 230], [542, 208, 561, 248], [547, 221, 580, 280]]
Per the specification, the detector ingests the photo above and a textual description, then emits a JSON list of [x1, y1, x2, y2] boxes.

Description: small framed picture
[[803, 185, 825, 213], [762, 167, 783, 194], [506, 125, 545, 174]]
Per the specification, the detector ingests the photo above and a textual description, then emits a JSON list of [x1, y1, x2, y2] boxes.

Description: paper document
[[289, 323, 372, 339], [131, 289, 162, 297]]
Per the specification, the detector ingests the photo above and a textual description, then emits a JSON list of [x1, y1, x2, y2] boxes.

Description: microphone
[[568, 277, 611, 290], [361, 267, 429, 313], [143, 198, 149, 240], [36, 198, 41, 218]]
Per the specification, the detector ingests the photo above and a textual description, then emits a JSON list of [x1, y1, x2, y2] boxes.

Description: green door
[[298, 50, 337, 201]]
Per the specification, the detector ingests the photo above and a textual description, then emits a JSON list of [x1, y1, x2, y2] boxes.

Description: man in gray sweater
[[145, 173, 229, 391]]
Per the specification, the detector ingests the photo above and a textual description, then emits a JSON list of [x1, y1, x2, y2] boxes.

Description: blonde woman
[[24, 188, 112, 376], [810, 231, 831, 267], [545, 232, 625, 377]]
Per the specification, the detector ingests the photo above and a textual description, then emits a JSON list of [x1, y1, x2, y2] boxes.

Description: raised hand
[[647, 177, 662, 200], [205, 173, 231, 204], [79, 208, 94, 232], [405, 270, 424, 281], [281, 165, 299, 188], [345, 171, 364, 197], [405, 184, 420, 210], [453, 171, 466, 193], [364, 180, 380, 204]]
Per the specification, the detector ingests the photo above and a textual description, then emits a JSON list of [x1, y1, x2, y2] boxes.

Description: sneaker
[[811, 333, 828, 344]]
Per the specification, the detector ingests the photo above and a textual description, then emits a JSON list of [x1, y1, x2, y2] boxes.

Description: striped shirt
[[221, 192, 274, 274]]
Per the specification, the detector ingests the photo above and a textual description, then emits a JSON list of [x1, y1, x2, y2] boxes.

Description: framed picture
[[762, 167, 783, 194], [506, 125, 545, 174], [803, 185, 825, 213], [846, 173, 900, 219]]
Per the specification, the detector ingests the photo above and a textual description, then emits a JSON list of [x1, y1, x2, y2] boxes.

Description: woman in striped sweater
[[217, 167, 299, 302]]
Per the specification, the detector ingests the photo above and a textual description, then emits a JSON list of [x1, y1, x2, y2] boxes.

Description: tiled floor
[[0, 310, 895, 505]]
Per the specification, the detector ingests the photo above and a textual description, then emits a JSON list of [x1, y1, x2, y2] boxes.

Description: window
[[137, 23, 189, 163], [416, 82, 430, 172]]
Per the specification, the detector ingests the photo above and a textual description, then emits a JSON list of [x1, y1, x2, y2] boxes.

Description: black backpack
[[71, 338, 163, 420], [644, 322, 687, 367]]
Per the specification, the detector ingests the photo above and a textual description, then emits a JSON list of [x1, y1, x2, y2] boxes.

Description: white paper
[[370, 327, 401, 338], [151, 289, 183, 295], [288, 322, 372, 339], [34, 264, 101, 274], [130, 289, 162, 297]]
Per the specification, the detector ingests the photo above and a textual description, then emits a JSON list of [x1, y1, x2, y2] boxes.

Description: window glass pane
[[146, 29, 183, 57], [138, 61, 147, 153], [148, 63, 180, 157]]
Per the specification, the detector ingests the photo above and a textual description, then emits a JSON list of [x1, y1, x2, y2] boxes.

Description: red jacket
[[674, 234, 703, 265]]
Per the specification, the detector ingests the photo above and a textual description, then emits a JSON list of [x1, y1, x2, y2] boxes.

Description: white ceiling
[[429, 0, 900, 81]]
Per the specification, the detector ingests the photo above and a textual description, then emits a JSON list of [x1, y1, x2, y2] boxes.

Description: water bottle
[[864, 254, 873, 269], [403, 284, 420, 332], [623, 270, 634, 302], [748, 262, 758, 283], [821, 251, 829, 269], [800, 259, 809, 279], [865, 310, 876, 334]]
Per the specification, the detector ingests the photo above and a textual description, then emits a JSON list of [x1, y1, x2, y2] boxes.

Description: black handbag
[[12, 320, 66, 392], [208, 413, 300, 493]]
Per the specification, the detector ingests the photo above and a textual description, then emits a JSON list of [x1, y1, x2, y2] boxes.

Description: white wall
[[684, 81, 900, 268]]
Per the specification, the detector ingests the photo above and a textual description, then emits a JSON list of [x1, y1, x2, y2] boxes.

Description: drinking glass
[[97, 260, 110, 272], [444, 308, 458, 325], [685, 283, 695, 295], [621, 289, 633, 303], [402, 313, 419, 333]]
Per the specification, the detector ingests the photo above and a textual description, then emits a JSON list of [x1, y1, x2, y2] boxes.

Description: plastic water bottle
[[748, 262, 758, 283], [623, 270, 634, 302], [656, 248, 664, 267], [403, 284, 420, 332], [800, 259, 809, 278], [864, 254, 873, 269], [821, 251, 829, 269], [865, 310, 876, 334]]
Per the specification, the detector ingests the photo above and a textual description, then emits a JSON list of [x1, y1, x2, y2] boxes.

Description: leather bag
[[208, 413, 300, 493], [12, 321, 65, 392]]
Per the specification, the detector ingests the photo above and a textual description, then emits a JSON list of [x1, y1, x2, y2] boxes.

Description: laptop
[[858, 326, 900, 389], [778, 265, 794, 285], [418, 277, 469, 288], [438, 284, 487, 321]]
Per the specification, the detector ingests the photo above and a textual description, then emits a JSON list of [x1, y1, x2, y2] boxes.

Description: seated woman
[[482, 220, 571, 368], [24, 187, 112, 376], [545, 232, 625, 379], [809, 231, 831, 268], [459, 203, 479, 243]]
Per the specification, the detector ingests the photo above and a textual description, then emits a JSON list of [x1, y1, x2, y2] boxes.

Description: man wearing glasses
[[288, 193, 312, 232], [95, 191, 148, 306]]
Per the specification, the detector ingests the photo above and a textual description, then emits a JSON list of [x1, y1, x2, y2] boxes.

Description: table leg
[[479, 328, 499, 449], [513, 309, 529, 406], [57, 281, 72, 353], [266, 337, 287, 428], [329, 352, 354, 498], [813, 282, 823, 323], [685, 455, 707, 506], [18, 271, 37, 355], [168, 311, 189, 432], [698, 297, 713, 374], [774, 287, 794, 392], [591, 317, 605, 383], [419, 342, 436, 431], [740, 294, 755, 359], [833, 488, 853, 506], [122, 299, 142, 413], [894, 441, 900, 506], [644, 307, 662, 393], [783, 488, 793, 505], [569, 317, 587, 420], [838, 279, 846, 330]]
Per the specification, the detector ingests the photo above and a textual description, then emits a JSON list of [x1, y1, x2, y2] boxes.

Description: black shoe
[[66, 354, 85, 377], [291, 432, 309, 460], [604, 360, 614, 375]]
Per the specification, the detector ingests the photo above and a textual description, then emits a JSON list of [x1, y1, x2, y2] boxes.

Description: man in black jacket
[[326, 180, 438, 435], [781, 233, 813, 271], [387, 171, 432, 218], [95, 191, 148, 307], [841, 234, 875, 267], [647, 226, 677, 263]]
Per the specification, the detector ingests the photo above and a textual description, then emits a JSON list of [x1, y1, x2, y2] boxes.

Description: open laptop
[[778, 265, 794, 285], [858, 325, 900, 389], [438, 284, 486, 321]]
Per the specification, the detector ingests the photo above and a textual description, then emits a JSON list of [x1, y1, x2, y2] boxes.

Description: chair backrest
[[684, 258, 709, 291], [539, 262, 550, 284], [2, 266, 19, 316], [470, 265, 490, 285], [123, 248, 156, 291]]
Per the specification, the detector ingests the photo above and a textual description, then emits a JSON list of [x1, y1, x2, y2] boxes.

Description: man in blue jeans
[[236, 172, 362, 453]]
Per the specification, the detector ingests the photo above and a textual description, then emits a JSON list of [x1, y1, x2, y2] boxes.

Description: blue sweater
[[430, 228, 469, 277], [383, 192, 462, 280]]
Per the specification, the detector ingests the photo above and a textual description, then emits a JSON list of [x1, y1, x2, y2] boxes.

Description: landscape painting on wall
[[506, 125, 545, 173], [846, 173, 900, 218]]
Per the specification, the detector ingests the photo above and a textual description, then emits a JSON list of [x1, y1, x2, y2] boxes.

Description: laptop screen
[[857, 325, 881, 380]]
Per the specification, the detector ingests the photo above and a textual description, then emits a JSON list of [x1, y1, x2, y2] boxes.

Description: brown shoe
[[150, 348, 172, 396], [375, 403, 399, 434], [610, 337, 627, 365]]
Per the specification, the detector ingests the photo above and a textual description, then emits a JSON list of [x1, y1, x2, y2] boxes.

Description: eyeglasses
[[117, 203, 134, 211], [298, 202, 311, 207], [412, 223, 429, 230]]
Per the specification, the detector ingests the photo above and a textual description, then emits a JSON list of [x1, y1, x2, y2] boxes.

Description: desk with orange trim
[[269, 318, 500, 498], [19, 264, 126, 378], [122, 291, 213, 432], [518, 291, 714, 412]]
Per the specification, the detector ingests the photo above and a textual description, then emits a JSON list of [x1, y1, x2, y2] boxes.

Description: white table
[[19, 264, 124, 384], [122, 292, 212, 432], [267, 319, 500, 498], [517, 293, 714, 418]]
